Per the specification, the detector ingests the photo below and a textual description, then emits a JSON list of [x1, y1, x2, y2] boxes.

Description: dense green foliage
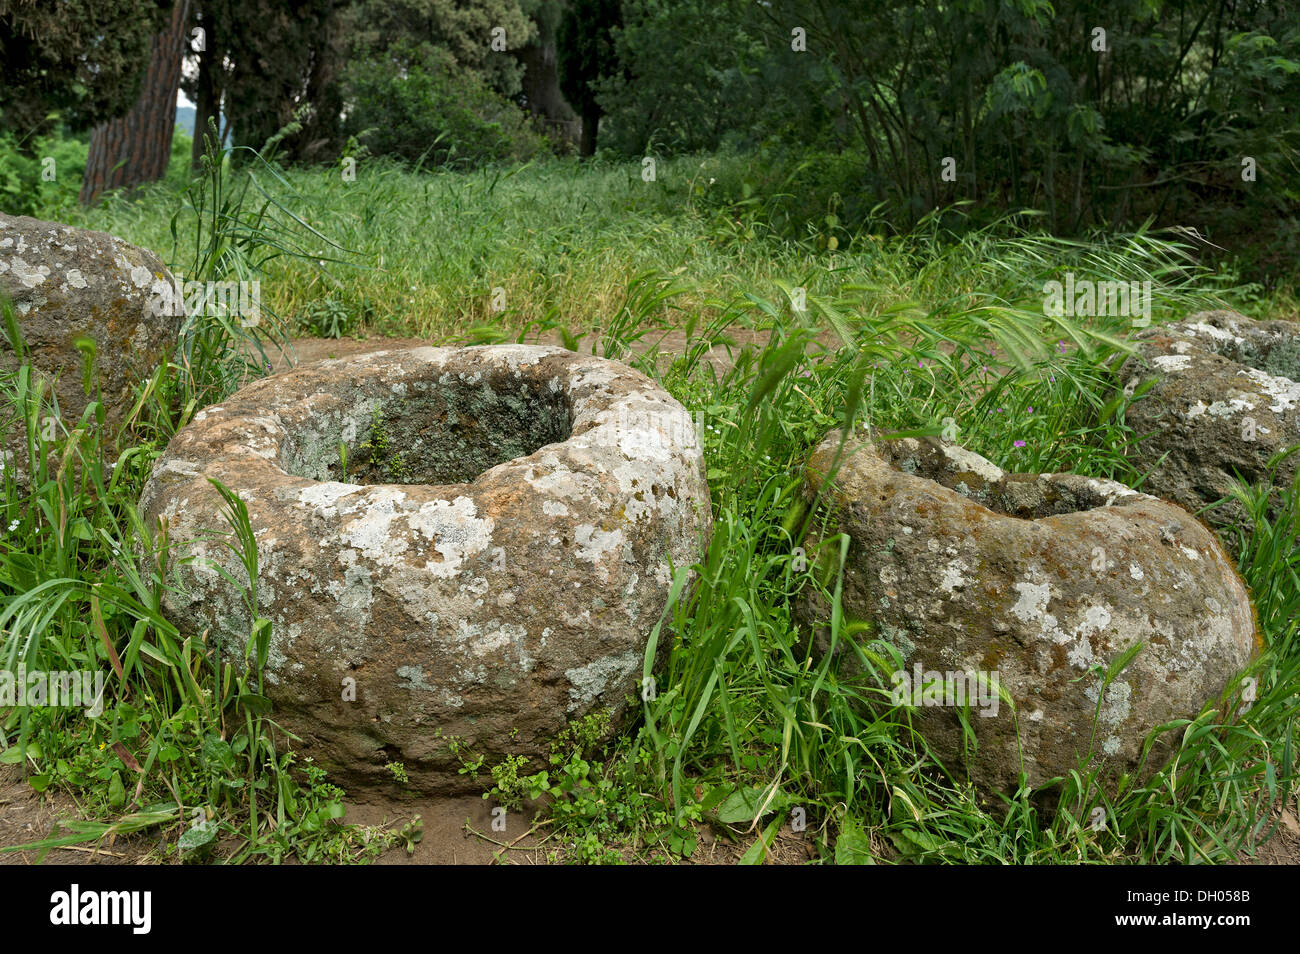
[[593, 0, 1300, 259], [347, 0, 541, 98], [0, 0, 172, 139], [596, 0, 767, 156], [0, 127, 193, 219], [5, 0, 1297, 266], [197, 0, 347, 160], [340, 41, 553, 167]]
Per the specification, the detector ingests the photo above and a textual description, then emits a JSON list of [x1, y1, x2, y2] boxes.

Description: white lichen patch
[[1187, 394, 1256, 420], [152, 458, 202, 479], [1242, 367, 1300, 413], [297, 481, 363, 514], [574, 524, 624, 581], [1011, 578, 1059, 640], [452, 620, 533, 673], [4, 257, 50, 288], [1152, 354, 1192, 372], [525, 461, 603, 503], [565, 650, 641, 711], [396, 665, 438, 692], [1065, 604, 1113, 669], [1085, 477, 1140, 503], [938, 558, 968, 595], [1066, 637, 1093, 669], [939, 443, 1005, 483], [407, 495, 495, 578], [1184, 321, 1245, 346], [336, 487, 411, 566]]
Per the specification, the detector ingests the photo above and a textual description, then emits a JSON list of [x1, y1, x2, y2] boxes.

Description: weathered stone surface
[[798, 431, 1259, 797], [0, 213, 181, 458], [1118, 310, 1300, 532], [139, 345, 711, 793]]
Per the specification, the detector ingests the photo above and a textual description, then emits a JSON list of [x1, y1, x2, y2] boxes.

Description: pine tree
[[0, 0, 173, 144], [79, 0, 192, 205]]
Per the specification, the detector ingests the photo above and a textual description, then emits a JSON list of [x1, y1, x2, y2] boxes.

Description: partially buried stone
[[1118, 309, 1300, 539], [0, 212, 181, 471], [796, 430, 1259, 799]]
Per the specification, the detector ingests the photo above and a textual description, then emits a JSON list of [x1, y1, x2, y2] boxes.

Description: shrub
[[341, 48, 551, 169], [0, 128, 87, 218]]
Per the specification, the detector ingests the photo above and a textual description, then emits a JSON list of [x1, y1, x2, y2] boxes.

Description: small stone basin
[[798, 430, 1258, 798]]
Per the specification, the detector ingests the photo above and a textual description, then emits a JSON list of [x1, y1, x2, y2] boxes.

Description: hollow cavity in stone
[[876, 439, 1130, 519], [280, 370, 573, 485]]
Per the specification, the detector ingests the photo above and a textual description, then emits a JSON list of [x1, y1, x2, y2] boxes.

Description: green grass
[[68, 153, 1275, 343], [2, 145, 1297, 864]]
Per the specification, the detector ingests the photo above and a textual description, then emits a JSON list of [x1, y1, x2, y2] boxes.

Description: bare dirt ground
[[4, 759, 1294, 865], [1230, 802, 1300, 865], [0, 764, 814, 865]]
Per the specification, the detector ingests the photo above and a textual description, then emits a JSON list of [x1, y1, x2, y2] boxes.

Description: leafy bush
[[0, 129, 87, 218], [0, 124, 196, 219], [341, 47, 552, 168]]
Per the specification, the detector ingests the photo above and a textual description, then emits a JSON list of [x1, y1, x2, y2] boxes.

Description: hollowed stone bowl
[[140, 345, 711, 793], [1119, 309, 1300, 534], [797, 431, 1258, 799]]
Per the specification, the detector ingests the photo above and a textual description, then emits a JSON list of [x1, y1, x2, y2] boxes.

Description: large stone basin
[[140, 345, 711, 793]]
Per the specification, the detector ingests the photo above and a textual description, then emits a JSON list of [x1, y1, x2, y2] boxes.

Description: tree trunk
[[191, 5, 219, 169], [579, 110, 600, 157], [80, 0, 192, 206], [517, 36, 580, 150]]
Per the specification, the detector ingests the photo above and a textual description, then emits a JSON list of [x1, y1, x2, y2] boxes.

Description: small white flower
[[7, 520, 18, 532]]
